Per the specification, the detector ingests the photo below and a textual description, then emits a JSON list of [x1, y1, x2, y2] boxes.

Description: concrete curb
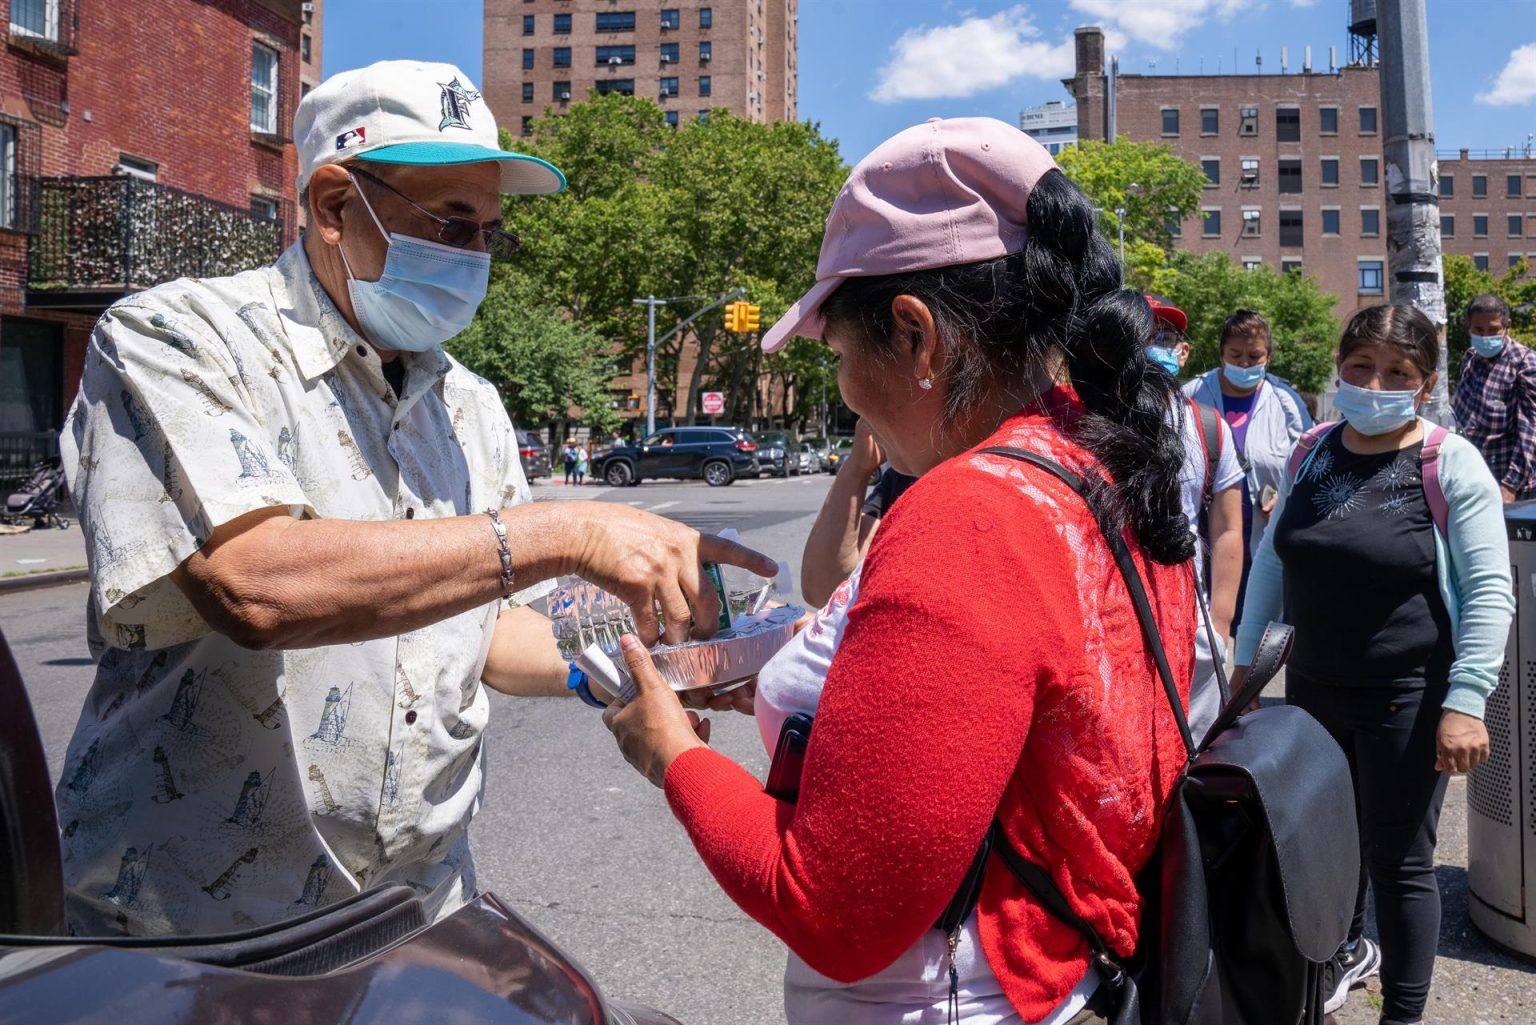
[[0, 568, 88, 594]]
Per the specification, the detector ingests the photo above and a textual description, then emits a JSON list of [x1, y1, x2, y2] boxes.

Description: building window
[[698, 109, 710, 123], [1320, 106, 1338, 134], [596, 45, 636, 66], [1440, 173, 1454, 197], [1166, 211, 1182, 237], [1241, 208, 1261, 238], [1359, 106, 1378, 133], [595, 79, 635, 96], [1510, 213, 1524, 237], [596, 11, 636, 32], [700, 7, 712, 29], [1202, 209, 1221, 237], [1361, 158, 1379, 186], [1359, 260, 1385, 293], [661, 42, 679, 64], [1200, 107, 1218, 134], [115, 153, 157, 180], [1240, 157, 1259, 186], [1510, 174, 1524, 197], [1474, 174, 1488, 197], [554, 47, 571, 67], [1201, 158, 1220, 187], [1362, 208, 1381, 236], [1279, 209, 1303, 247], [10, 0, 58, 41], [1239, 105, 1258, 136], [665, 110, 679, 128], [1242, 257, 1263, 271], [521, 116, 533, 137], [1475, 254, 1490, 271], [699, 40, 712, 62], [1160, 108, 1179, 135], [1278, 159, 1302, 194], [1511, 253, 1525, 268], [1276, 107, 1300, 143], [699, 75, 711, 97], [0, 122, 16, 230], [523, 14, 534, 34], [301, 34, 311, 63], [553, 81, 571, 102], [522, 47, 535, 70], [1322, 208, 1341, 235], [554, 12, 571, 33], [1441, 214, 1454, 236], [1282, 258, 1303, 274], [661, 8, 680, 29], [660, 76, 679, 97], [1475, 214, 1489, 237], [1321, 157, 1339, 186], [250, 195, 280, 222], [522, 82, 534, 103], [250, 42, 279, 134]]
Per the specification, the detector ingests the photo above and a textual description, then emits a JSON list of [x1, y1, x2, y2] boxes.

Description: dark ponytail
[[820, 168, 1193, 565]]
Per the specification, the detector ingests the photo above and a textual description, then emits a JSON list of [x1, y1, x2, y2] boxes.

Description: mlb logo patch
[[335, 127, 367, 151]]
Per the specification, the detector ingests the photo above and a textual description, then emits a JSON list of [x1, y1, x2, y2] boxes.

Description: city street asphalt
[[2, 470, 1531, 1024]]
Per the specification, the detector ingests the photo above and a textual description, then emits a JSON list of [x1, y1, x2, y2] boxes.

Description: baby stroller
[[3, 458, 69, 530]]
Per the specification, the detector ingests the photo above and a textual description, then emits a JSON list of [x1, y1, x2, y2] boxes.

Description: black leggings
[[1287, 671, 1449, 1025]]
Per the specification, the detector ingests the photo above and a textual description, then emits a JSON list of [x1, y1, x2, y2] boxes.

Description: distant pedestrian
[[575, 444, 589, 485], [1452, 293, 1536, 501], [1237, 303, 1513, 1024], [563, 438, 579, 485]]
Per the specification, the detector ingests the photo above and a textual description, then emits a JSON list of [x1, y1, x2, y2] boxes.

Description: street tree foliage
[[1159, 252, 1339, 393], [1056, 138, 1207, 255], [1443, 254, 1536, 380], [474, 93, 847, 434]]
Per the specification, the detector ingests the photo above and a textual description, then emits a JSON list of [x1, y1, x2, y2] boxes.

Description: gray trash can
[[1468, 503, 1536, 958]]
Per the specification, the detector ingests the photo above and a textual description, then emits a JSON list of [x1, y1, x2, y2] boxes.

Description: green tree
[[1159, 252, 1339, 393], [1056, 138, 1207, 254], [1443, 254, 1536, 381]]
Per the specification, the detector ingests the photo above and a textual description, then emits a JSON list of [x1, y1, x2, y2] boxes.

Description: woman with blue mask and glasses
[[1183, 308, 1313, 629], [1233, 304, 1514, 1025]]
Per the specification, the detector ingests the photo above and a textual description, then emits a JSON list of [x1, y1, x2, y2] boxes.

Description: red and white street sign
[[701, 392, 725, 415]]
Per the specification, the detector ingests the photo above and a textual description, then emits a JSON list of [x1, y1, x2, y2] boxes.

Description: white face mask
[[337, 176, 491, 352]]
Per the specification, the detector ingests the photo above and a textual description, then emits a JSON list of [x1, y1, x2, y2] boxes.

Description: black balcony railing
[[27, 176, 287, 309]]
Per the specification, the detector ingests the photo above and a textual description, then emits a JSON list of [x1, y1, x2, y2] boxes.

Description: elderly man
[[57, 61, 771, 937]]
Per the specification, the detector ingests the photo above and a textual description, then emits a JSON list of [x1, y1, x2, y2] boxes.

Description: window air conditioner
[[559, 91, 571, 100], [302, 1, 314, 12]]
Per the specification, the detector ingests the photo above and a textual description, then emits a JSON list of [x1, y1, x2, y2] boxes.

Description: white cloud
[[868, 7, 1076, 103], [1477, 42, 1536, 105], [1069, 0, 1245, 51]]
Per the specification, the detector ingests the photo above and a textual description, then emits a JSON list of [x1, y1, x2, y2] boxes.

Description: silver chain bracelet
[[484, 509, 514, 600]]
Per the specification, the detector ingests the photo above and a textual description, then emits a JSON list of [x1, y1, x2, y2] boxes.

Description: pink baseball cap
[[761, 116, 1059, 354]]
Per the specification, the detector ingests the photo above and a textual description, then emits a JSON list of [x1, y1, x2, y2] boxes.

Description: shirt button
[[404, 507, 416, 519], [356, 344, 367, 357], [404, 710, 418, 725]]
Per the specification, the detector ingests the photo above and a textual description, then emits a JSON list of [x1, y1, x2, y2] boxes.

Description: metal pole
[[1115, 207, 1125, 265], [1378, 0, 1451, 423], [645, 296, 658, 436]]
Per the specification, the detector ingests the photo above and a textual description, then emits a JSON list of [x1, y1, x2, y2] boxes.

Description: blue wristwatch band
[[566, 663, 608, 709]]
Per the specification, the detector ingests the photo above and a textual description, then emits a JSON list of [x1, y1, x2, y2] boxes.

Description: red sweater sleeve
[[663, 465, 1092, 983]]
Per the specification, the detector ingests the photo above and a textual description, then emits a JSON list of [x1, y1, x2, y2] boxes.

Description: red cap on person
[[1145, 296, 1188, 334]]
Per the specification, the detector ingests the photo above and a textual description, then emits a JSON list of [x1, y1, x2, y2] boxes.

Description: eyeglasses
[[1152, 330, 1184, 345], [348, 166, 522, 262]]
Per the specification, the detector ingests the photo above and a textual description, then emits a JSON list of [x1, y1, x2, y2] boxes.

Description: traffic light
[[741, 303, 761, 332], [723, 301, 742, 332]]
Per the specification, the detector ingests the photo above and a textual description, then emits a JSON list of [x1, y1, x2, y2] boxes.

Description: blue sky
[[325, 1, 1536, 166]]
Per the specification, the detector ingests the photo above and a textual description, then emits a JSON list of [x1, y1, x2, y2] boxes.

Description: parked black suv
[[595, 427, 759, 487], [753, 432, 798, 478]]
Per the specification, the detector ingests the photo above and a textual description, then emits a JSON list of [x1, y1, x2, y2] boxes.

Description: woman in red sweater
[[604, 118, 1196, 1024]]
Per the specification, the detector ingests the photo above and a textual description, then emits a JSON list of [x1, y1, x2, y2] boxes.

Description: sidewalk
[[0, 512, 86, 586]]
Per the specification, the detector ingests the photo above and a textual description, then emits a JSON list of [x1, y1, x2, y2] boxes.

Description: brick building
[[1436, 148, 1536, 277], [0, 0, 306, 483], [300, 0, 322, 95], [484, 0, 798, 137]]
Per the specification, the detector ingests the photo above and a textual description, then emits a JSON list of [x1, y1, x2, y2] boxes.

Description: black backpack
[[941, 448, 1360, 1025]]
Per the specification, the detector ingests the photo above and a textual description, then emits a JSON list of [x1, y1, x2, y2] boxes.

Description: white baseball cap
[[294, 60, 565, 195]]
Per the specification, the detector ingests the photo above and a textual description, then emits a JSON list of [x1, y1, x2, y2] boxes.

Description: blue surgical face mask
[[1332, 380, 1422, 436], [1469, 332, 1507, 358], [1222, 362, 1267, 389], [337, 177, 491, 352], [1148, 345, 1181, 376]]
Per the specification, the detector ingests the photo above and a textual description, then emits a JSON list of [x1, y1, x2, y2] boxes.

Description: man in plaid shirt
[[1453, 294, 1536, 501]]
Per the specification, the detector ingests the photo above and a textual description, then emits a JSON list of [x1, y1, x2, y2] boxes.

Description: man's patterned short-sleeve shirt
[[57, 242, 549, 936]]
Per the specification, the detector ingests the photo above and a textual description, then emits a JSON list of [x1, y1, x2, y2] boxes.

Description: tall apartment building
[[484, 1, 797, 137], [300, 0, 323, 96], [1019, 99, 1077, 156], [0, 0, 304, 483], [1437, 149, 1536, 277]]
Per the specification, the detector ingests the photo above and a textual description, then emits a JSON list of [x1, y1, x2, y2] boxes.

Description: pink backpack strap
[[1287, 422, 1339, 483], [1420, 425, 1450, 541]]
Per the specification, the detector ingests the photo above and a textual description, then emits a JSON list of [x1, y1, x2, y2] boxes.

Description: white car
[[797, 442, 820, 474]]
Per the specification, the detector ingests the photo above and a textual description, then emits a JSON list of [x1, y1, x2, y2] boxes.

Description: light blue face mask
[[1332, 380, 1422, 436], [1469, 333, 1507, 358], [337, 177, 491, 352], [1148, 346, 1181, 376], [1222, 362, 1267, 389]]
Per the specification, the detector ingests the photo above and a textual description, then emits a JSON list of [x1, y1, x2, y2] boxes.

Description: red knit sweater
[[664, 390, 1195, 1021]]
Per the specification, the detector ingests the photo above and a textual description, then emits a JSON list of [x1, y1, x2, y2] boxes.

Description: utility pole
[[1378, 0, 1451, 423], [633, 295, 667, 436]]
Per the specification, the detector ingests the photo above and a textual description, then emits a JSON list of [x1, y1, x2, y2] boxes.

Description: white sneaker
[[1321, 937, 1382, 1014]]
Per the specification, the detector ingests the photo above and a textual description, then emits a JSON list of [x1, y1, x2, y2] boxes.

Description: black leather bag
[[974, 447, 1359, 1025]]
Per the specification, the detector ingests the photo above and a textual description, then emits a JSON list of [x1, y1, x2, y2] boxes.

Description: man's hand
[[1436, 710, 1491, 773], [1501, 484, 1518, 504], [568, 503, 778, 647], [604, 635, 712, 788], [847, 418, 886, 477]]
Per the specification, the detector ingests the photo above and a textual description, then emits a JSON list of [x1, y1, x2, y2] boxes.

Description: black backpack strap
[[979, 446, 1197, 761], [1189, 398, 1219, 510]]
